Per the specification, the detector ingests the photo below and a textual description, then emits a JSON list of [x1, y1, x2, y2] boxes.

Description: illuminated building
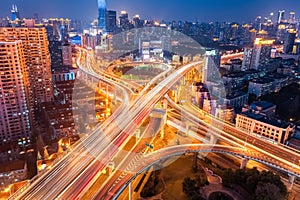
[[98, 0, 107, 32], [242, 38, 274, 70], [119, 11, 131, 31], [0, 27, 54, 108], [203, 49, 221, 82], [215, 105, 235, 123], [0, 41, 31, 144], [236, 113, 294, 144], [284, 30, 296, 54], [289, 12, 296, 24], [62, 43, 72, 66], [133, 15, 143, 28], [82, 34, 98, 49], [248, 78, 275, 97], [277, 10, 285, 24], [11, 4, 20, 21], [106, 10, 117, 33]]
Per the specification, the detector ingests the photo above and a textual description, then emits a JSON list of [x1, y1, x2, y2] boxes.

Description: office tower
[[106, 10, 117, 33], [289, 12, 296, 24], [252, 38, 273, 70], [0, 27, 54, 108], [203, 49, 221, 82], [62, 43, 72, 66], [0, 41, 31, 144], [11, 4, 20, 21], [133, 15, 143, 28], [242, 48, 253, 71], [119, 11, 130, 31], [284, 29, 296, 54], [98, 0, 107, 31], [277, 10, 285, 24]]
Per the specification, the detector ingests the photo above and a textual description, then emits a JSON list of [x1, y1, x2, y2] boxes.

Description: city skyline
[[0, 0, 300, 22]]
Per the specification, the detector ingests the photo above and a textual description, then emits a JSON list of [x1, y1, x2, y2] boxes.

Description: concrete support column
[[240, 157, 249, 169], [108, 161, 115, 175], [135, 129, 141, 143], [163, 98, 168, 110], [288, 174, 296, 191], [210, 135, 216, 144], [185, 123, 190, 135]]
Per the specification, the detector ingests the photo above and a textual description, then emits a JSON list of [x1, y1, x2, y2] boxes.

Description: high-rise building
[[203, 49, 221, 82], [289, 12, 296, 24], [62, 43, 72, 66], [277, 10, 285, 24], [133, 15, 144, 28], [119, 11, 131, 31], [0, 27, 53, 108], [106, 10, 117, 33], [242, 38, 274, 70], [11, 4, 20, 21], [98, 0, 107, 31], [284, 29, 296, 54], [0, 41, 31, 144]]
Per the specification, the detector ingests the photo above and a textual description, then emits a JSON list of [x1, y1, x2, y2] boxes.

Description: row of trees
[[222, 167, 287, 200]]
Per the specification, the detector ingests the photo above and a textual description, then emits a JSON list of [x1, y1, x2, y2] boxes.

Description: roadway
[[11, 52, 203, 199], [166, 94, 300, 177]]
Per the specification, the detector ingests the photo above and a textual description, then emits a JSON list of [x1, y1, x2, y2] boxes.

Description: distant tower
[[98, 0, 107, 32], [289, 12, 296, 24], [277, 10, 285, 24], [11, 4, 20, 21], [106, 10, 117, 33]]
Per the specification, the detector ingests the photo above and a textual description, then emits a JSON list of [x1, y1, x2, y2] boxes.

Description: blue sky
[[1, 0, 300, 22]]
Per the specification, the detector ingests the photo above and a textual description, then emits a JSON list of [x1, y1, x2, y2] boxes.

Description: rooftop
[[242, 112, 290, 128], [252, 101, 275, 110]]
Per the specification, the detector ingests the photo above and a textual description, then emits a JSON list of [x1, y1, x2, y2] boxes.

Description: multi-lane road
[[10, 49, 300, 200]]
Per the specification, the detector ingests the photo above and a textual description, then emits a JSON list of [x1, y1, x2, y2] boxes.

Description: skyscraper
[[277, 10, 285, 24], [106, 10, 117, 33], [11, 4, 20, 21], [289, 12, 296, 24], [284, 29, 296, 54], [242, 38, 274, 70], [0, 41, 31, 144], [98, 0, 107, 31], [0, 27, 53, 109]]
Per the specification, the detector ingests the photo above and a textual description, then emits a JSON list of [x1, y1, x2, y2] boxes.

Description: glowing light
[[254, 38, 274, 45]]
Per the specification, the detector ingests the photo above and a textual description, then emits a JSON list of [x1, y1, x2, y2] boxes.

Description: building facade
[[0, 41, 31, 144], [236, 113, 294, 144], [0, 27, 53, 108]]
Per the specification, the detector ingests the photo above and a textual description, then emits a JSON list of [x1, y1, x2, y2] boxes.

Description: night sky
[[1, 0, 300, 22]]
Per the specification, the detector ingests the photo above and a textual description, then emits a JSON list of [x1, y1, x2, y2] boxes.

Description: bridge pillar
[[185, 123, 190, 135], [163, 98, 168, 110], [108, 161, 115, 175], [128, 181, 132, 200], [210, 135, 216, 144], [288, 174, 296, 191], [135, 129, 141, 143], [240, 158, 249, 169]]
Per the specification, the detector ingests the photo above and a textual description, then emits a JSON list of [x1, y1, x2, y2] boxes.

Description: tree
[[182, 177, 198, 197], [255, 182, 283, 200]]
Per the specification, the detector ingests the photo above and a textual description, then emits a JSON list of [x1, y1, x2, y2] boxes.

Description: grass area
[[162, 155, 207, 200]]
